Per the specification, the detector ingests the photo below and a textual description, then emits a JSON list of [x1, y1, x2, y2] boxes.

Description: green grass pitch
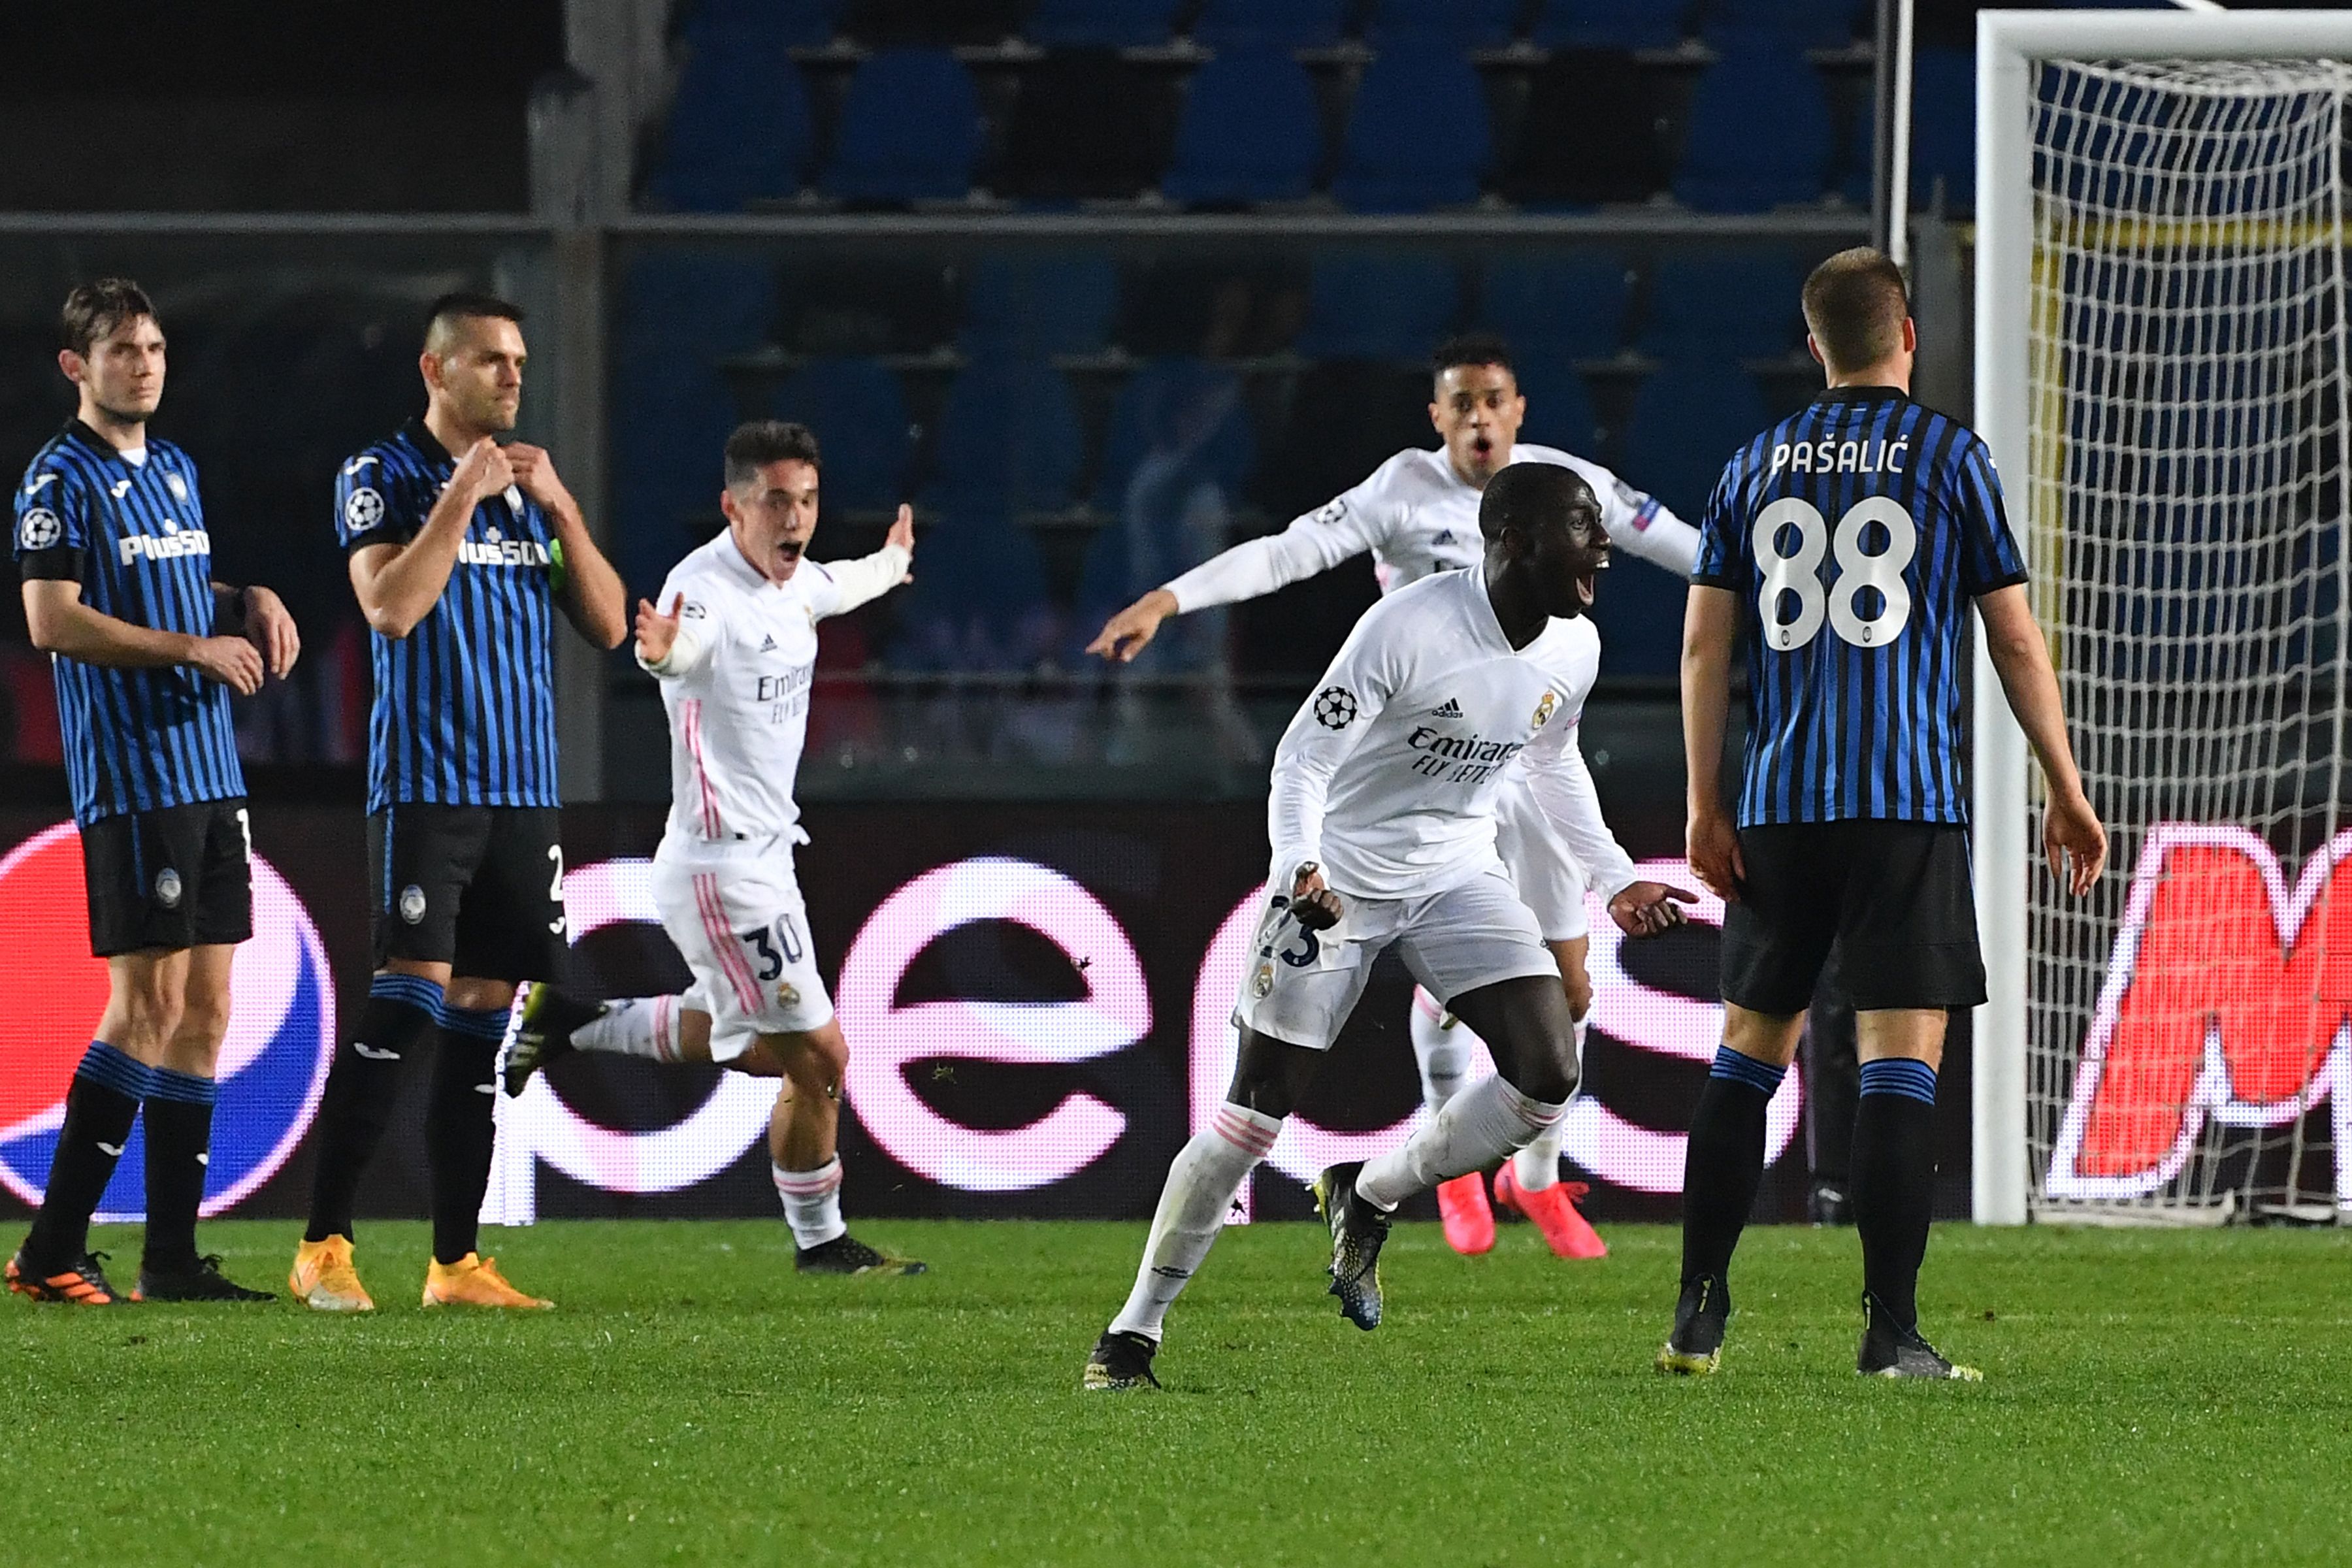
[[7, 1218, 2348, 1565]]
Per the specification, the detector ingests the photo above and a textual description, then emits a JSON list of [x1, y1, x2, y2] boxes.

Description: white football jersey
[[1162, 444, 1699, 613], [1267, 567, 1636, 903], [642, 531, 910, 852]]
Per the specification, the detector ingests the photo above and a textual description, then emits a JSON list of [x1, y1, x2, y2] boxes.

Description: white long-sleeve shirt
[[1267, 566, 1634, 903], [1163, 444, 1699, 613], [642, 531, 910, 852]]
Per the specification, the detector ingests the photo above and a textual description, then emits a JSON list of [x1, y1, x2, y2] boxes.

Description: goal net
[[1980, 19, 2352, 1225]]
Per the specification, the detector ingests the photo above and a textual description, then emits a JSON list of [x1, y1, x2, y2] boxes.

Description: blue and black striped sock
[[1677, 1046, 1788, 1287], [304, 972, 444, 1244], [142, 1066, 219, 1272], [428, 1003, 510, 1266], [1852, 1057, 1939, 1331], [24, 1043, 151, 1271]]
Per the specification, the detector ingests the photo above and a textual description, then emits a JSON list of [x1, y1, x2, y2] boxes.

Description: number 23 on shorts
[[1756, 496, 1916, 651]]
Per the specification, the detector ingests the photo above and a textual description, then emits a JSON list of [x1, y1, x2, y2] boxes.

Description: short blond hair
[[1801, 248, 1908, 374]]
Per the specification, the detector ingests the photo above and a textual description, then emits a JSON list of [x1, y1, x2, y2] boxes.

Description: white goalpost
[[1974, 10, 2352, 1225]]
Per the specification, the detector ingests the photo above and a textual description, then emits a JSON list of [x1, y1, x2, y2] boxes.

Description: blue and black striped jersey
[[335, 419, 559, 814], [12, 421, 243, 827], [1693, 387, 2027, 827]]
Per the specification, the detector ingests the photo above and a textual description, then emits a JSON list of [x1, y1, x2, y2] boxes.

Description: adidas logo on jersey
[[1432, 698, 1463, 718], [116, 526, 212, 565], [760, 634, 778, 652]]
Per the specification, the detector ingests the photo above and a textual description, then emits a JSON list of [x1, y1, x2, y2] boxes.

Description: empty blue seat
[[647, 29, 812, 212], [1191, 0, 1347, 50], [1294, 252, 1462, 361], [690, 0, 840, 46], [1026, 0, 1180, 47], [1674, 42, 1834, 212], [1509, 358, 1603, 456], [1910, 47, 1976, 208], [924, 360, 1085, 510], [1532, 0, 1694, 51], [1639, 252, 1806, 359], [1162, 50, 1321, 206], [1091, 357, 1255, 510], [769, 358, 911, 512], [887, 501, 1056, 671], [822, 49, 984, 204], [1479, 254, 1631, 361], [617, 251, 778, 357], [1367, 0, 1518, 49], [959, 251, 1120, 358], [1705, 0, 1867, 48], [1333, 46, 1493, 212]]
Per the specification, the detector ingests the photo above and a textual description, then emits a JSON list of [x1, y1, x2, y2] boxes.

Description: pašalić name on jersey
[[116, 526, 211, 564], [456, 532, 553, 568], [1406, 726, 1526, 784], [1769, 436, 1908, 476]]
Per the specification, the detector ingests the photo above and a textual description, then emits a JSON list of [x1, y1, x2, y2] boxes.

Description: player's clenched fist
[[452, 435, 514, 503], [504, 442, 574, 513], [1288, 862, 1343, 931], [634, 593, 684, 666]]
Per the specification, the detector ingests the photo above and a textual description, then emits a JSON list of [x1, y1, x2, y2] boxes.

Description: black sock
[[23, 1043, 150, 1270], [141, 1067, 218, 1273], [1678, 1045, 1788, 1286], [1851, 1058, 1939, 1331], [427, 1005, 507, 1266], [304, 974, 443, 1244]]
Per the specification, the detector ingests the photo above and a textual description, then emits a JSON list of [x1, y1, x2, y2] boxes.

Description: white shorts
[[653, 849, 834, 1062], [1494, 775, 1588, 943], [1233, 863, 1561, 1051]]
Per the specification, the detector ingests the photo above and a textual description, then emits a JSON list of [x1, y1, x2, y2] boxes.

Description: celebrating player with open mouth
[[504, 421, 925, 1276], [1088, 335, 1699, 1260], [1084, 463, 1693, 1391], [1663, 249, 2106, 1380]]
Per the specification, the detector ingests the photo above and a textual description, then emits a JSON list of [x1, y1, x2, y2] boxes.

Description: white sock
[[1357, 1074, 1565, 1211], [572, 995, 682, 1062], [774, 1157, 847, 1249], [1510, 1019, 1584, 1192], [1107, 1103, 1279, 1343], [1409, 987, 1483, 1111]]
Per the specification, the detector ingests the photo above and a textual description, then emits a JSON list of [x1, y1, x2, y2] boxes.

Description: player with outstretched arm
[[1089, 334, 1701, 1260], [1083, 464, 1693, 1391], [503, 421, 925, 1276], [1663, 249, 2106, 1380]]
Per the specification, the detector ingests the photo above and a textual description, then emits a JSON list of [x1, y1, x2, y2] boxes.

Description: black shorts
[[1718, 820, 1985, 1014], [81, 798, 254, 958], [369, 804, 567, 981]]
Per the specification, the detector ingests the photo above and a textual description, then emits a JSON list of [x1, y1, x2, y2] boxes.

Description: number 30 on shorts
[[1756, 496, 1916, 651]]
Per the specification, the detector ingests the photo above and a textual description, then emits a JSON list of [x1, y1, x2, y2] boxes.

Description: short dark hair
[[724, 420, 823, 489], [62, 278, 157, 357], [1802, 248, 1909, 374], [1433, 333, 1515, 382], [1478, 461, 1593, 541], [423, 291, 525, 351]]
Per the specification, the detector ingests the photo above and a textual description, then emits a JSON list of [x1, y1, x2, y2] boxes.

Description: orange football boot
[[289, 1235, 376, 1313], [421, 1252, 553, 1309], [1435, 1172, 1496, 1255], [1492, 1164, 1608, 1260]]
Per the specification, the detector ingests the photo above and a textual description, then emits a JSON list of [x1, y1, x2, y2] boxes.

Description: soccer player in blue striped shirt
[[8, 278, 299, 1305], [291, 293, 626, 1311], [1663, 249, 2106, 1379]]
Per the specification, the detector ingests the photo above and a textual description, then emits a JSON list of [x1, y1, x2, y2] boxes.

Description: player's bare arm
[[216, 581, 300, 678], [1680, 583, 1744, 902], [24, 576, 263, 694], [506, 441, 628, 649], [1976, 583, 2107, 895], [347, 435, 510, 638]]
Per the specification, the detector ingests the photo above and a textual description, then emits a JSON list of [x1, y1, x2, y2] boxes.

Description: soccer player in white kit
[[1088, 334, 1701, 1260], [1083, 464, 1694, 1390], [505, 421, 924, 1275]]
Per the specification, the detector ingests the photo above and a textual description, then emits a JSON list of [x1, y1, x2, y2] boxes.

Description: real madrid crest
[[1250, 962, 1275, 999], [776, 982, 800, 1009], [1531, 690, 1560, 729]]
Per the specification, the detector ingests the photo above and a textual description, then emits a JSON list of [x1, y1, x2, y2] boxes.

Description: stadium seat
[[887, 500, 1057, 671], [1673, 42, 1835, 212], [1190, 0, 1348, 52], [1509, 357, 1603, 456], [1705, 0, 1868, 49], [821, 49, 985, 204], [1252, 360, 1435, 523], [924, 359, 1086, 510], [1332, 46, 1494, 213], [1638, 252, 1807, 359], [1161, 50, 1321, 206], [645, 28, 812, 211], [1494, 52, 1668, 208], [960, 250, 1120, 359], [1026, 0, 1181, 48], [1090, 357, 1255, 510], [998, 52, 1175, 203], [769, 357, 911, 512], [686, 0, 840, 47], [837, 0, 1025, 48], [617, 251, 779, 357], [1479, 253, 1631, 362], [1366, 0, 1518, 50], [1293, 252, 1462, 361], [1531, 0, 1695, 52]]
